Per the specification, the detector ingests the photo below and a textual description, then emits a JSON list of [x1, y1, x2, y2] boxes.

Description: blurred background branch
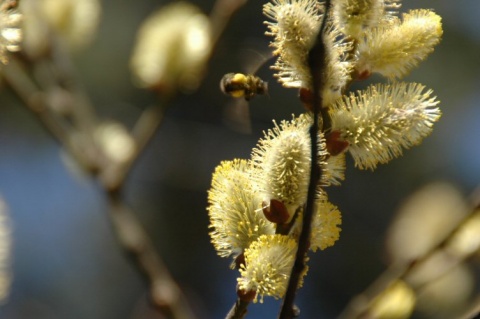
[[0, 0, 248, 318], [339, 190, 480, 319]]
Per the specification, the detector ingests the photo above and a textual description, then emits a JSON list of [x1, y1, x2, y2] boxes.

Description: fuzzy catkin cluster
[[208, 114, 343, 302], [263, 0, 442, 169], [208, 0, 443, 305]]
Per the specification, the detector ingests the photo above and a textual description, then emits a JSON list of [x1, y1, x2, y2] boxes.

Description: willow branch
[[107, 193, 196, 319], [338, 202, 480, 319], [7, 0, 249, 316], [104, 0, 246, 191], [100, 103, 167, 192], [226, 298, 249, 319], [6, 51, 194, 319], [48, 37, 100, 132], [2, 57, 97, 171], [278, 1, 331, 318], [49, 44, 190, 318]]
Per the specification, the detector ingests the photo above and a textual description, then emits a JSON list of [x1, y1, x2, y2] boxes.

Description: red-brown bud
[[234, 253, 245, 269], [237, 286, 257, 303], [263, 199, 290, 224], [325, 130, 349, 156], [357, 70, 371, 81], [299, 87, 314, 112]]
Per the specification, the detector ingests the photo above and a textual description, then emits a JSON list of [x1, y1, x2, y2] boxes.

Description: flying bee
[[219, 48, 272, 134], [220, 73, 268, 101]]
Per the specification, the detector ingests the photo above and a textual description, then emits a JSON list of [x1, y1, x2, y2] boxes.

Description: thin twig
[[2, 57, 96, 171], [48, 36, 100, 132], [7, 0, 249, 317], [51, 34, 197, 318], [100, 103, 167, 192], [338, 203, 480, 319], [107, 192, 196, 319], [226, 298, 250, 319], [6, 49, 196, 319], [103, 0, 248, 192], [278, 1, 331, 318]]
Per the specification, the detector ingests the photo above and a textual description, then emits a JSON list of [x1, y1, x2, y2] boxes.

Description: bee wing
[[242, 49, 273, 75], [222, 99, 252, 134], [220, 43, 272, 134]]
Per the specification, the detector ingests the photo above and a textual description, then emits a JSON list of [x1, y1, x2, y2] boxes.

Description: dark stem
[[225, 298, 250, 319], [278, 1, 331, 318]]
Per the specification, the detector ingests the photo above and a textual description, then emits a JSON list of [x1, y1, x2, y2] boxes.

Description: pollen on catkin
[[356, 9, 443, 79], [288, 196, 342, 251], [263, 0, 322, 89], [238, 234, 304, 303], [263, 0, 353, 105], [251, 114, 328, 218], [332, 0, 401, 39], [310, 199, 342, 251], [324, 153, 346, 186], [208, 159, 275, 260], [321, 24, 354, 106], [329, 82, 441, 170]]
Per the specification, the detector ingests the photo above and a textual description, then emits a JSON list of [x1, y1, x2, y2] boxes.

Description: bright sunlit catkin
[[263, 0, 353, 105], [332, 0, 400, 39], [330, 82, 441, 170], [324, 153, 346, 186], [208, 160, 275, 260], [356, 9, 443, 79], [0, 3, 22, 64], [320, 24, 354, 105], [310, 199, 342, 251], [252, 114, 327, 218], [263, 0, 321, 89], [207, 0, 445, 311], [238, 234, 302, 303]]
